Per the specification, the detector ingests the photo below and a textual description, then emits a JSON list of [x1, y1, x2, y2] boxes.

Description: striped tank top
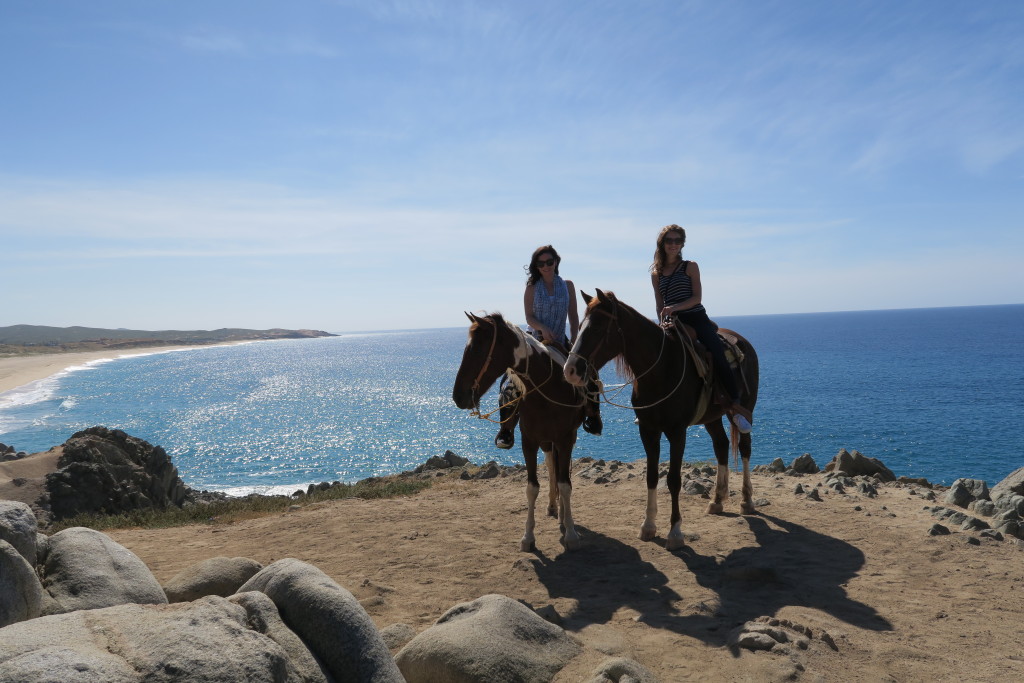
[[529, 275, 569, 342], [659, 260, 705, 314]]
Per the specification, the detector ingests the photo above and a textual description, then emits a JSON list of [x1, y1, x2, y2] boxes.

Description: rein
[[576, 300, 690, 411]]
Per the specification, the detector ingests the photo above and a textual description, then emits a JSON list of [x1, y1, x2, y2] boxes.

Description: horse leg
[[739, 429, 755, 514], [638, 424, 661, 542], [704, 419, 731, 514], [543, 445, 558, 518], [520, 438, 541, 552], [664, 425, 687, 550], [556, 440, 580, 551]]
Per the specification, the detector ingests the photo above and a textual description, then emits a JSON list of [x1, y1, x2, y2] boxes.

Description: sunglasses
[[663, 237, 684, 245], [537, 258, 556, 267]]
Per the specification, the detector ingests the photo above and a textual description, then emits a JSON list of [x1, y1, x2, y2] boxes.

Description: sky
[[2, 1, 1022, 334]]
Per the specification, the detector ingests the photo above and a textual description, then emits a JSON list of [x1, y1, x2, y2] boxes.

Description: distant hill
[[0, 325, 337, 356]]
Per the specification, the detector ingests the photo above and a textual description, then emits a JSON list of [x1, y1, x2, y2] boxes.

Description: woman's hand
[[660, 305, 675, 320]]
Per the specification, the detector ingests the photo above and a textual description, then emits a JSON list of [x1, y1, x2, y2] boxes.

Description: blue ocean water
[[1, 305, 1021, 495]]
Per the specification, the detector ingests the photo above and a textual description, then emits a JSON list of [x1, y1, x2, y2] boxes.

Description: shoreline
[[0, 344, 237, 396]]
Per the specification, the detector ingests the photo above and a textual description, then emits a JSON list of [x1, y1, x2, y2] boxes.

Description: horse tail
[[730, 420, 739, 471]]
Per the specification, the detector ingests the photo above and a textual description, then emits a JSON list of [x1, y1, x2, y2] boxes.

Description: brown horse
[[452, 312, 588, 551], [563, 290, 759, 550]]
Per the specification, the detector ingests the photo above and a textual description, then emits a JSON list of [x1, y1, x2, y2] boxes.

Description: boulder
[[944, 478, 990, 508], [395, 593, 582, 682], [0, 500, 38, 566], [788, 453, 819, 474], [163, 556, 263, 603], [238, 558, 403, 683], [589, 657, 658, 683], [0, 596, 308, 682], [0, 539, 43, 628], [823, 449, 895, 482], [45, 426, 190, 521], [991, 467, 1024, 502], [39, 527, 167, 614], [228, 591, 331, 682]]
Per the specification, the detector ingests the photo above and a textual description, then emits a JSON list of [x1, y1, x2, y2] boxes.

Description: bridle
[[570, 296, 689, 411]]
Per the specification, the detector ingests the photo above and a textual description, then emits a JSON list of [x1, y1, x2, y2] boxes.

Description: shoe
[[494, 430, 514, 449], [583, 415, 603, 436], [731, 413, 752, 434]]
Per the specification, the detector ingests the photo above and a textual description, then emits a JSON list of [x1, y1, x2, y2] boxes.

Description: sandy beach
[[0, 345, 230, 396]]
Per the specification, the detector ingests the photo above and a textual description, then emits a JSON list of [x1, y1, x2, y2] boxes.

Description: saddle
[[666, 319, 748, 425]]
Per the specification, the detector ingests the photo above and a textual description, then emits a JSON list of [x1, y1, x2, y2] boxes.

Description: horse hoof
[[547, 506, 558, 518], [705, 503, 724, 515], [665, 535, 686, 551], [741, 501, 756, 515], [639, 527, 657, 542], [519, 539, 535, 552]]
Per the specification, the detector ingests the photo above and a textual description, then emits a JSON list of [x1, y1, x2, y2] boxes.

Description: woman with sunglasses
[[652, 225, 752, 433], [495, 245, 602, 449]]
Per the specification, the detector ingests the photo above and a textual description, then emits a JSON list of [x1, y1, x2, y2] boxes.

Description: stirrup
[[731, 413, 752, 434], [583, 415, 603, 436], [494, 430, 514, 449]]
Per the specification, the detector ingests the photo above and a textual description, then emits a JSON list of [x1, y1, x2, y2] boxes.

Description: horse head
[[452, 312, 517, 410], [564, 289, 623, 386]]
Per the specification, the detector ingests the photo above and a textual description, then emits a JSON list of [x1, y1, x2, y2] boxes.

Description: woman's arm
[[660, 260, 704, 318], [651, 272, 665, 320], [566, 280, 579, 344]]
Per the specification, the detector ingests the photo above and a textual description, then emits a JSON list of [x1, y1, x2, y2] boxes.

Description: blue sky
[[3, 1, 1022, 333]]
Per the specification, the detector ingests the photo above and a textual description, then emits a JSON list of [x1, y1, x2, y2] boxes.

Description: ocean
[[1, 305, 1021, 495]]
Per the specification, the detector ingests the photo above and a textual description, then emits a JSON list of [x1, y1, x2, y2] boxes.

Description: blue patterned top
[[529, 275, 569, 343]]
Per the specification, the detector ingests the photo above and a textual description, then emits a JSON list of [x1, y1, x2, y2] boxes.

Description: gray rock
[[443, 450, 469, 467], [971, 500, 996, 517], [381, 623, 418, 650], [824, 449, 896, 482], [238, 557, 403, 683], [767, 458, 786, 473], [0, 539, 43, 628], [960, 516, 990, 532], [589, 656, 658, 683], [993, 494, 1024, 516], [944, 478, 990, 508], [395, 594, 582, 683], [38, 527, 167, 615], [163, 556, 263, 602], [0, 500, 38, 566], [475, 462, 501, 480], [805, 488, 822, 502], [928, 523, 951, 536], [990, 466, 1024, 502], [788, 453, 819, 474], [0, 597, 305, 682], [228, 591, 330, 682], [45, 427, 191, 521], [858, 482, 878, 498]]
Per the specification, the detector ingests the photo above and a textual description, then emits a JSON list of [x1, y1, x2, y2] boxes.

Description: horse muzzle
[[563, 353, 587, 386], [452, 387, 478, 411]]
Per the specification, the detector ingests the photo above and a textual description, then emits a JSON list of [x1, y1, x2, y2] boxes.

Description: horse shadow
[[529, 513, 892, 648]]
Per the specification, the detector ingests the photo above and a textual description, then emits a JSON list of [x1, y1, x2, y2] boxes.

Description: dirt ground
[[89, 461, 1022, 682]]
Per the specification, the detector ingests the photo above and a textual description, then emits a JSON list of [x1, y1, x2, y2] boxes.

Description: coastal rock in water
[[395, 593, 582, 683], [38, 527, 167, 615], [0, 539, 43, 628], [238, 558, 403, 683], [823, 449, 896, 482], [0, 597, 307, 682], [0, 500, 38, 566], [163, 556, 264, 603], [991, 467, 1024, 502], [944, 478, 990, 508], [45, 426, 190, 521]]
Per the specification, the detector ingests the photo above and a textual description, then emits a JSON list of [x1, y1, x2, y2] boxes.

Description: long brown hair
[[525, 245, 561, 286], [650, 224, 686, 274]]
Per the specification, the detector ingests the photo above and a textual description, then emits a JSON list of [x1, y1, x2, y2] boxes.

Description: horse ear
[[594, 288, 605, 300], [581, 291, 593, 305], [465, 312, 475, 322]]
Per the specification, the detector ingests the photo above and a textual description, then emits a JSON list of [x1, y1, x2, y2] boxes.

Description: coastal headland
[[2, 435, 1022, 681]]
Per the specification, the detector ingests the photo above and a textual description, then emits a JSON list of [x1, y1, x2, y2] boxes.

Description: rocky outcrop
[[0, 539, 43, 628], [0, 442, 26, 462], [823, 448, 896, 482], [0, 501, 38, 566], [45, 427, 190, 521], [396, 593, 582, 683]]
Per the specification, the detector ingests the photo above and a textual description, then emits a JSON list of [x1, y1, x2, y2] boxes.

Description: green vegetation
[[46, 477, 431, 533]]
